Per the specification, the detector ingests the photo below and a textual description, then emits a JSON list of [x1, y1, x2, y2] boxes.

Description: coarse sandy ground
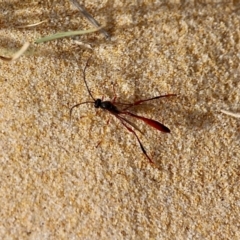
[[0, 0, 240, 239]]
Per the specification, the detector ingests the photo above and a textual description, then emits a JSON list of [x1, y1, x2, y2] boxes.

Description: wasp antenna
[[69, 101, 94, 122], [83, 57, 95, 101]]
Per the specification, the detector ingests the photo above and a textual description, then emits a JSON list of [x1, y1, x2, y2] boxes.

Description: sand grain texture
[[0, 1, 239, 239]]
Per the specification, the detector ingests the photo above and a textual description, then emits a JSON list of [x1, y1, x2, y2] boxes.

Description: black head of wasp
[[70, 58, 176, 165]]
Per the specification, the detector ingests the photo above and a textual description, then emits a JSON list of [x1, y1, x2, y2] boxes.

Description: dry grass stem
[[0, 42, 30, 61], [221, 109, 240, 118], [16, 20, 48, 28], [69, 0, 110, 40]]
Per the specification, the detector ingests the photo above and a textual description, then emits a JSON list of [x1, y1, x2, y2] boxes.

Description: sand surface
[[0, 1, 240, 239]]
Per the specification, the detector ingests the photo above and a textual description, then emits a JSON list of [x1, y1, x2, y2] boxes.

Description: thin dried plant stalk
[[16, 20, 48, 28], [0, 42, 30, 61], [221, 109, 240, 118], [69, 0, 110, 40]]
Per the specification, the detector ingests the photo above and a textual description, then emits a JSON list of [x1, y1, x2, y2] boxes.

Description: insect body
[[95, 99, 120, 113], [70, 58, 176, 164]]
